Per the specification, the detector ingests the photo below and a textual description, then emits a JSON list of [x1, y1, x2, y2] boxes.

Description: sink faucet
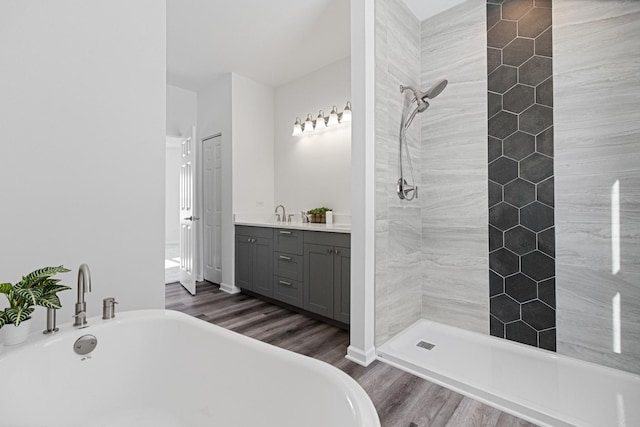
[[74, 264, 92, 327], [274, 205, 286, 223]]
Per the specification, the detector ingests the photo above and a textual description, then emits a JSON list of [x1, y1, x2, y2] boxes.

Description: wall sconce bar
[[292, 101, 351, 136]]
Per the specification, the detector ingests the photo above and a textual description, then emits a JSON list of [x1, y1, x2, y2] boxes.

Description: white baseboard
[[220, 282, 241, 294], [346, 345, 377, 367]]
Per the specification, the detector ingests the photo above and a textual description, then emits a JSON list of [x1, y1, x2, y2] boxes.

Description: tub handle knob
[[102, 297, 119, 320]]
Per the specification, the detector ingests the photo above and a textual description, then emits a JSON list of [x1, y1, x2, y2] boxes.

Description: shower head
[[424, 79, 448, 100]]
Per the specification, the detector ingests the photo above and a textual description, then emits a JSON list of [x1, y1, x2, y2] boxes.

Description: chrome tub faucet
[[275, 205, 286, 223], [73, 264, 91, 327]]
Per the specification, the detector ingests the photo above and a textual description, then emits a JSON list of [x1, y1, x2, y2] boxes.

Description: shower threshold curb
[[377, 319, 639, 427]]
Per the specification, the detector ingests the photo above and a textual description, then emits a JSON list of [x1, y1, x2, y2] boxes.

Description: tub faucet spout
[[74, 264, 91, 327]]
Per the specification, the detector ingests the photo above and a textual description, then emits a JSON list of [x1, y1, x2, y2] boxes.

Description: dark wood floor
[[166, 282, 537, 427]]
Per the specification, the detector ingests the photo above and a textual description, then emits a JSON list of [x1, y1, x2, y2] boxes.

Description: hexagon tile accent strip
[[487, 0, 556, 351]]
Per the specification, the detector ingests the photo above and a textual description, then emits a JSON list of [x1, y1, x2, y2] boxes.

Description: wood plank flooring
[[166, 282, 538, 427]]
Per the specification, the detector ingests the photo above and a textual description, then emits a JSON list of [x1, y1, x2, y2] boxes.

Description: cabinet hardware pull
[[247, 238, 252, 243], [279, 280, 292, 286], [328, 248, 333, 254], [279, 230, 292, 235], [335, 249, 340, 255], [279, 255, 292, 261]]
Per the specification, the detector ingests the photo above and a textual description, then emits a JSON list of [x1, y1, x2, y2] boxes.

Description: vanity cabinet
[[303, 231, 351, 324], [235, 225, 350, 325], [235, 226, 273, 297]]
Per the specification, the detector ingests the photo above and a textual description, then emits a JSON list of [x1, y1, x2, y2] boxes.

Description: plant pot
[[311, 214, 326, 224], [0, 318, 32, 346]]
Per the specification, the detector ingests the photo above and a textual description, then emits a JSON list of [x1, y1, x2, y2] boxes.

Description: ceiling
[[167, 0, 351, 90], [166, 0, 466, 91]]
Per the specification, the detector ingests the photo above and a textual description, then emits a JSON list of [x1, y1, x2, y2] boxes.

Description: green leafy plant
[[0, 265, 71, 328], [307, 207, 332, 215]]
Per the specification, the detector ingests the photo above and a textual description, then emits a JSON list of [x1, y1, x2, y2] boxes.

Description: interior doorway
[[202, 134, 223, 284]]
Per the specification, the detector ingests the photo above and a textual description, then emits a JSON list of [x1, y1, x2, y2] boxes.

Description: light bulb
[[292, 117, 303, 136], [342, 101, 352, 122], [328, 106, 339, 126], [303, 114, 314, 133], [316, 110, 327, 129]]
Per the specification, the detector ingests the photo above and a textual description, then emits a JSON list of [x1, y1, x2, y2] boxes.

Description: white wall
[[167, 85, 197, 137], [197, 74, 235, 291], [0, 1, 166, 324], [274, 58, 352, 220], [165, 138, 182, 245], [232, 74, 275, 218]]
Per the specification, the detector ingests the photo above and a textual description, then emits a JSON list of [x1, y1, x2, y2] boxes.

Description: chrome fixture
[[73, 264, 91, 327], [287, 214, 294, 223], [73, 334, 97, 356], [43, 307, 58, 334], [275, 205, 286, 223], [397, 79, 448, 201], [301, 211, 310, 223], [102, 297, 118, 320], [292, 101, 352, 136]]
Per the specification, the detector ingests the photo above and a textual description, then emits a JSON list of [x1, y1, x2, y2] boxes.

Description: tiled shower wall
[[486, 0, 556, 350], [554, 1, 640, 375], [420, 1, 488, 333], [374, 0, 423, 346]]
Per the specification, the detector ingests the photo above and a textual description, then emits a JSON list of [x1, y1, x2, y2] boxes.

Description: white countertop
[[235, 220, 351, 234]]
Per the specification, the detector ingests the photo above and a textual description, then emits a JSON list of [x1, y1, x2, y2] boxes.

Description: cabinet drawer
[[236, 225, 273, 239], [275, 229, 303, 255], [303, 230, 350, 247], [273, 275, 303, 308], [273, 252, 303, 281]]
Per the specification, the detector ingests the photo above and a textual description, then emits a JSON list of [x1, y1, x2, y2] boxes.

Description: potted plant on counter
[[307, 207, 332, 224], [0, 265, 71, 345]]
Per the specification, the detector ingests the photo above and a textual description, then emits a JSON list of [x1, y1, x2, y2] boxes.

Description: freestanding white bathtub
[[0, 310, 380, 427]]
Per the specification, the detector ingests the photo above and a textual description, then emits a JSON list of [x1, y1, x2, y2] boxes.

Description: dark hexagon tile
[[489, 225, 504, 252], [535, 0, 552, 8], [489, 156, 518, 185], [488, 136, 502, 163], [490, 270, 505, 297], [520, 104, 553, 135], [505, 226, 537, 255], [506, 321, 538, 347], [490, 315, 505, 338], [489, 65, 518, 94], [487, 48, 502, 75], [505, 273, 537, 303], [503, 37, 535, 67], [537, 177, 554, 207], [522, 300, 555, 330], [536, 77, 553, 107], [521, 250, 555, 280], [536, 127, 554, 156], [535, 27, 553, 57], [538, 227, 555, 257], [488, 20, 518, 49], [490, 248, 520, 277], [503, 131, 535, 160], [538, 278, 556, 308], [487, 3, 501, 29], [518, 7, 552, 38], [521, 202, 554, 232], [519, 56, 552, 86], [489, 179, 503, 207], [503, 84, 535, 114], [489, 202, 519, 231], [539, 328, 556, 352], [504, 179, 535, 208], [489, 111, 518, 139], [491, 294, 521, 323], [488, 92, 502, 118], [502, 0, 533, 20], [520, 152, 553, 183]]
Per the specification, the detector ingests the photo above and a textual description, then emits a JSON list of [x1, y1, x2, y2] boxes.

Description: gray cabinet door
[[333, 246, 351, 324], [252, 236, 273, 297], [235, 234, 253, 291], [304, 243, 334, 318]]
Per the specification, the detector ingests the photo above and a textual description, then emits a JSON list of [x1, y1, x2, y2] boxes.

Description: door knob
[[183, 216, 200, 221]]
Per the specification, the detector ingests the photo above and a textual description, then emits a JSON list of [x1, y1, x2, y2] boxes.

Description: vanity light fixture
[[291, 101, 352, 136]]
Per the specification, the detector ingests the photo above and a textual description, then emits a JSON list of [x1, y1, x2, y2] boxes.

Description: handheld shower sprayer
[[397, 79, 448, 201]]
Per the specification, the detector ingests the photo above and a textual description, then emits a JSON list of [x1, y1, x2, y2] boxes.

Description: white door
[[179, 126, 198, 295], [203, 135, 222, 284]]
